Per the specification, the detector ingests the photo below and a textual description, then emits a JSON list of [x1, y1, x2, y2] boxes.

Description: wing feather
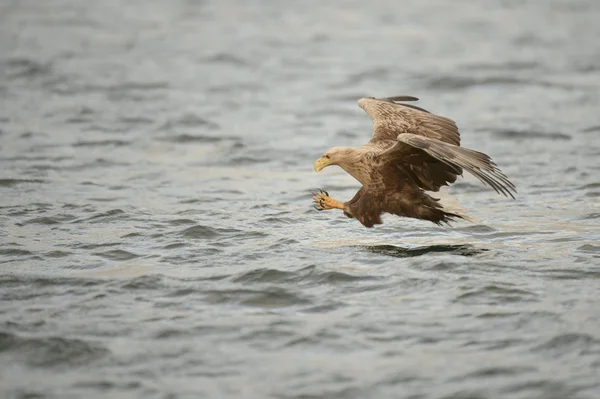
[[385, 134, 517, 199], [358, 96, 460, 145]]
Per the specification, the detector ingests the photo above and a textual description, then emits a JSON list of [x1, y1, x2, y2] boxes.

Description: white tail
[[429, 186, 478, 223]]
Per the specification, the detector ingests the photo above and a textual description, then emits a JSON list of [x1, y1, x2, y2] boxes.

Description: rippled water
[[1, 1, 600, 398]]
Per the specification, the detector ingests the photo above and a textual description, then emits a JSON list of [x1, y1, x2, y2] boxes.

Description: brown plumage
[[312, 96, 517, 228]]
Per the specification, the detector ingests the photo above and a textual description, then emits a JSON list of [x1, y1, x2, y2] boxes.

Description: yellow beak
[[313, 156, 329, 172]]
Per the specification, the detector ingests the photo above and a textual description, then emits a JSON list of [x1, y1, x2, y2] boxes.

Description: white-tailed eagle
[[312, 96, 516, 228]]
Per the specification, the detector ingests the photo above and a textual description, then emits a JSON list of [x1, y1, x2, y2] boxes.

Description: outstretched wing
[[358, 96, 460, 145], [357, 96, 516, 197], [383, 134, 517, 199]]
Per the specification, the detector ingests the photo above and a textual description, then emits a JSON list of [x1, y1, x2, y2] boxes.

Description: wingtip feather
[[385, 95, 419, 102]]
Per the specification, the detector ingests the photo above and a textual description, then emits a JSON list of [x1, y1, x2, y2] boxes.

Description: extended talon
[[312, 189, 344, 211]]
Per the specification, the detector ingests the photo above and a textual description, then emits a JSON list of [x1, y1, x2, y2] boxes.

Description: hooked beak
[[313, 156, 329, 172]]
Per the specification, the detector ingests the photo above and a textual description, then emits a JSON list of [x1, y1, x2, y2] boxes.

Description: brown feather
[[358, 97, 461, 146], [313, 96, 516, 228], [383, 134, 516, 199], [342, 163, 468, 227]]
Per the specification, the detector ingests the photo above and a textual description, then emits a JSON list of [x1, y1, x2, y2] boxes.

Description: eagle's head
[[314, 147, 354, 172]]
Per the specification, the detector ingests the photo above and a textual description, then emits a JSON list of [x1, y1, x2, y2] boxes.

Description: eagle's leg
[[312, 189, 344, 211]]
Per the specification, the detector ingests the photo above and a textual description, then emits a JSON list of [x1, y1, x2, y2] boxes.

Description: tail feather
[[427, 186, 478, 224]]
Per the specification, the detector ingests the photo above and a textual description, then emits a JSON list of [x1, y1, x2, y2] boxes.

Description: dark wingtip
[[380, 96, 431, 113], [384, 96, 419, 102]]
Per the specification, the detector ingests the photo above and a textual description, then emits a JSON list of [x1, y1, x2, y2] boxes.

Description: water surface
[[1, 0, 600, 398]]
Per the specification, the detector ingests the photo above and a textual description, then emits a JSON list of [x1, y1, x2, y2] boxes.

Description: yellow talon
[[312, 190, 344, 211]]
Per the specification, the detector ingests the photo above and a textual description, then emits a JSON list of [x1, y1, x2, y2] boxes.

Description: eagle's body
[[313, 96, 516, 228]]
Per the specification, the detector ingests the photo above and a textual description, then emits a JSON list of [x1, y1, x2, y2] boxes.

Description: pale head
[[313, 147, 354, 172], [313, 146, 372, 185]]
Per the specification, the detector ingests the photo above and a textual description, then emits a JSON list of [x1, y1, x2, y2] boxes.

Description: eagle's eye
[[324, 154, 330, 159]]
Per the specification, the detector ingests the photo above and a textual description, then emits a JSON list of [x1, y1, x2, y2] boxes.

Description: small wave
[[18, 214, 77, 226], [233, 265, 379, 286], [5, 57, 53, 79], [0, 248, 33, 257], [207, 83, 264, 94], [0, 331, 108, 368], [580, 183, 600, 189], [159, 248, 222, 264], [120, 275, 164, 290], [163, 288, 197, 298], [158, 134, 229, 143], [232, 268, 298, 284], [422, 74, 578, 91], [489, 128, 571, 141], [203, 287, 311, 308], [532, 333, 598, 356], [312, 270, 378, 284], [454, 225, 497, 233], [259, 216, 298, 225], [93, 250, 140, 261], [464, 338, 524, 351], [454, 366, 536, 380], [153, 328, 189, 339], [179, 198, 215, 204], [204, 189, 244, 196], [88, 196, 123, 203], [180, 225, 220, 239], [301, 301, 347, 313], [167, 219, 196, 226], [65, 116, 93, 124], [237, 326, 297, 345], [121, 232, 143, 238], [581, 212, 600, 220], [0, 179, 45, 187], [161, 112, 220, 130], [462, 61, 540, 71], [162, 242, 188, 249], [454, 285, 538, 304], [336, 130, 361, 138], [62, 159, 129, 171], [267, 238, 299, 249], [44, 250, 72, 258], [476, 311, 519, 319], [96, 81, 169, 92], [281, 329, 353, 351], [0, 275, 102, 289], [75, 209, 126, 224], [74, 242, 121, 250], [577, 244, 600, 253], [229, 156, 271, 165], [72, 140, 129, 147], [502, 379, 580, 398], [582, 125, 600, 133], [540, 268, 600, 280], [118, 116, 154, 125], [202, 53, 249, 66], [424, 75, 524, 90], [339, 67, 391, 85], [483, 231, 546, 239]]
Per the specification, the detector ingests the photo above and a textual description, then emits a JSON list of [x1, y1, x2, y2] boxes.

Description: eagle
[[312, 96, 516, 228]]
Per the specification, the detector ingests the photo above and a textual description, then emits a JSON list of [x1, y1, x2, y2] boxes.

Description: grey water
[[1, 0, 600, 398]]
